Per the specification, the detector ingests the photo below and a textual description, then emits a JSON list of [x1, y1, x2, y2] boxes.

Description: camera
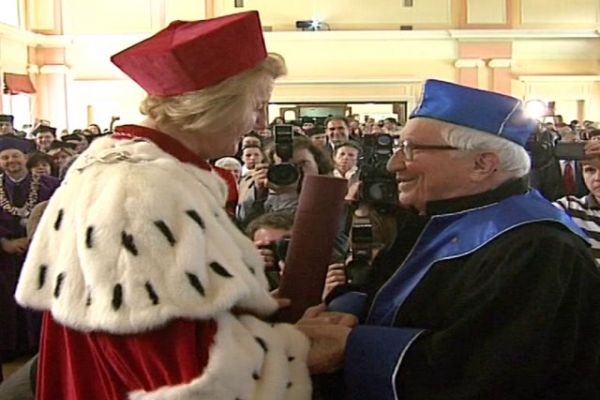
[[527, 127, 587, 168], [345, 223, 375, 286], [267, 124, 300, 186], [258, 237, 291, 272], [359, 134, 398, 212]]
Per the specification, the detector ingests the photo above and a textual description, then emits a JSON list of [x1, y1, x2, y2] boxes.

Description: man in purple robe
[[0, 135, 59, 376]]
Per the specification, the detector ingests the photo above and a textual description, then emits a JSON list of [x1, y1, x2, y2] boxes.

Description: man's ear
[[472, 152, 500, 180]]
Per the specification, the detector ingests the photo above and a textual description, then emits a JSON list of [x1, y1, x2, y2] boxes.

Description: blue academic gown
[[329, 179, 600, 399]]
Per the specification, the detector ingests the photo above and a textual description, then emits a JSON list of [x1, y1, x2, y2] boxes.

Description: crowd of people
[[1, 10, 600, 400]]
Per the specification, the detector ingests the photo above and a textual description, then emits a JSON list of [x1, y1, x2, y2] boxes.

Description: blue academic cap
[[0, 135, 35, 154], [411, 80, 537, 147]]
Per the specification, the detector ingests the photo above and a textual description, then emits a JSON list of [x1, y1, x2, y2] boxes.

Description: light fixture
[[524, 99, 547, 120], [295, 17, 329, 31]]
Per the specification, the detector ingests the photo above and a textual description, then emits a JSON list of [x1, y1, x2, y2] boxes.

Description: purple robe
[[0, 173, 59, 362]]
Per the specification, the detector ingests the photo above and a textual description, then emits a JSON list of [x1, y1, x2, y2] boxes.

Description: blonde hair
[[140, 53, 287, 135]]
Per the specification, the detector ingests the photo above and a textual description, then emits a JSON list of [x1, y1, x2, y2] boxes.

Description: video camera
[[358, 134, 398, 213], [258, 237, 291, 272], [267, 124, 301, 186], [527, 127, 587, 169], [345, 223, 376, 286]]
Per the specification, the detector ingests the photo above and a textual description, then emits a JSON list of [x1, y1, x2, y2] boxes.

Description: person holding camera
[[297, 80, 600, 400], [237, 136, 333, 228], [14, 12, 311, 400]]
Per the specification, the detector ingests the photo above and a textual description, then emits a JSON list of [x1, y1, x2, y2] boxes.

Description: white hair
[[214, 157, 242, 170], [439, 122, 531, 178]]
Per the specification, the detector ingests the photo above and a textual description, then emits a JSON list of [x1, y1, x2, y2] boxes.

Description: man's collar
[[425, 177, 529, 216], [3, 171, 29, 184]]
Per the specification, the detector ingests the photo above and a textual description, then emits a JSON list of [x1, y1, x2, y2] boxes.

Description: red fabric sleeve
[[37, 313, 217, 400], [214, 166, 239, 218]]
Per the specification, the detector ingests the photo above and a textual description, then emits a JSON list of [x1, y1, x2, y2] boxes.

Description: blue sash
[[366, 189, 587, 326]]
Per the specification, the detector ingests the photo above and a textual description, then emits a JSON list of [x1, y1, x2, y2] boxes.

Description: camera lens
[[267, 163, 300, 186], [377, 135, 392, 146]]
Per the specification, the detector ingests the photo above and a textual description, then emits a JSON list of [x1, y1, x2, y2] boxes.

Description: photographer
[[237, 136, 333, 227], [246, 211, 294, 291]]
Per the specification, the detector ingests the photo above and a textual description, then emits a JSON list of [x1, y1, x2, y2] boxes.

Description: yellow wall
[[215, 0, 453, 30], [1, 0, 600, 128]]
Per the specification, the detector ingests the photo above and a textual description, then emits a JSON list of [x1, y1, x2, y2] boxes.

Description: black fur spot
[[287, 382, 293, 389], [121, 231, 138, 256], [248, 266, 256, 275], [185, 272, 205, 296], [154, 220, 176, 246], [210, 262, 233, 278], [54, 273, 65, 298], [185, 210, 205, 230], [85, 226, 94, 248], [53, 209, 64, 231], [145, 282, 160, 305], [86, 292, 92, 306], [252, 371, 260, 380], [288, 356, 295, 362], [255, 336, 268, 353], [112, 284, 123, 311], [38, 265, 47, 289]]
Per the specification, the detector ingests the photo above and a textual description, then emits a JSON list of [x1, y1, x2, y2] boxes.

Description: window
[[0, 0, 21, 27]]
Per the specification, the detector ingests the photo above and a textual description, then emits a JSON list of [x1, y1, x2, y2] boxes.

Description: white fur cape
[[15, 136, 311, 399]]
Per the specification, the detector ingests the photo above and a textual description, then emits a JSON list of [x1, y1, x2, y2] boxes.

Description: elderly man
[[0, 135, 59, 375], [299, 80, 600, 399]]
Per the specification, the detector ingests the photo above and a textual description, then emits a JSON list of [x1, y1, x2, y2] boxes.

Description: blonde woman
[[16, 12, 310, 400]]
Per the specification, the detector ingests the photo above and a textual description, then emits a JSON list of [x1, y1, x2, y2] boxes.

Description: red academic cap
[[111, 11, 267, 97]]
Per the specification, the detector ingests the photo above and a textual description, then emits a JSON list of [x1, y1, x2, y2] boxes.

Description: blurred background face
[[0, 122, 14, 135], [310, 134, 328, 149], [253, 227, 290, 247], [52, 151, 72, 170], [326, 120, 349, 145], [0, 149, 27, 177], [87, 124, 101, 135], [31, 161, 52, 177], [36, 132, 55, 151], [334, 145, 359, 174], [242, 147, 264, 170], [582, 158, 600, 201]]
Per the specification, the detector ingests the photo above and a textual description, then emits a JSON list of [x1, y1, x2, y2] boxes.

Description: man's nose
[[387, 150, 407, 172]]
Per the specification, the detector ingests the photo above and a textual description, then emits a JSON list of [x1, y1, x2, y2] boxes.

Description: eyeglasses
[[398, 139, 459, 161]]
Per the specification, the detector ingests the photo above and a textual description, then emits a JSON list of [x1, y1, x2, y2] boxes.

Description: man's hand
[[0, 237, 28, 254], [258, 246, 277, 270], [322, 263, 347, 301], [296, 303, 358, 374], [250, 163, 269, 191]]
